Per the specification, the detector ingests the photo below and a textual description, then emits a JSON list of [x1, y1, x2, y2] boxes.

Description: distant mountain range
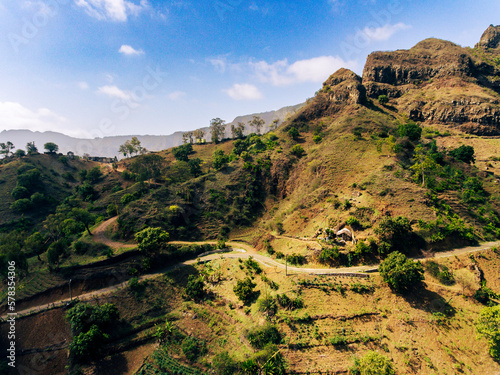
[[0, 103, 304, 158]]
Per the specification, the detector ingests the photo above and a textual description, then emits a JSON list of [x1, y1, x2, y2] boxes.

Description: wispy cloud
[[77, 81, 89, 90], [168, 91, 186, 101], [75, 0, 149, 22], [250, 56, 359, 86], [119, 44, 144, 56], [97, 85, 132, 100], [224, 84, 263, 101], [360, 22, 411, 42]]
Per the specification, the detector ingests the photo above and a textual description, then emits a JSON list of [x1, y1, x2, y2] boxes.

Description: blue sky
[[0, 0, 497, 138]]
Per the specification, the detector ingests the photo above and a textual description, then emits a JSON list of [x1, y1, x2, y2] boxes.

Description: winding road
[[4, 217, 500, 320]]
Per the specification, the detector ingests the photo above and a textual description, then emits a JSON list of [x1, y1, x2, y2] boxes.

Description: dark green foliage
[[449, 145, 475, 164], [121, 193, 135, 205], [244, 257, 262, 274], [398, 120, 422, 141], [185, 275, 206, 301], [17, 168, 41, 190], [66, 302, 119, 335], [287, 253, 306, 265], [181, 336, 207, 362], [234, 277, 258, 305], [246, 325, 282, 349], [76, 182, 97, 201], [188, 158, 202, 177], [69, 325, 108, 361], [462, 177, 487, 204], [86, 167, 103, 184], [11, 185, 30, 200], [374, 216, 412, 253], [130, 154, 165, 182], [135, 227, 170, 255], [276, 294, 304, 310], [10, 198, 33, 212], [288, 127, 300, 140], [44, 142, 59, 153], [212, 149, 229, 170], [379, 251, 424, 293], [378, 95, 389, 104], [313, 135, 322, 143], [172, 143, 194, 162], [290, 145, 305, 158], [257, 295, 278, 316]]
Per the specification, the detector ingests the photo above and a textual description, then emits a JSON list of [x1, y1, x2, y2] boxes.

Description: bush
[[185, 275, 205, 301], [11, 185, 30, 200], [449, 145, 475, 164], [182, 336, 206, 362], [398, 120, 422, 141], [121, 193, 135, 205], [246, 325, 282, 349], [212, 352, 239, 375], [290, 145, 305, 158], [313, 135, 322, 144], [378, 95, 389, 105], [318, 246, 340, 265], [287, 253, 306, 265], [379, 251, 424, 293], [10, 198, 33, 212], [351, 351, 395, 375], [70, 325, 108, 361], [233, 277, 258, 305], [477, 305, 500, 361], [288, 127, 299, 140]]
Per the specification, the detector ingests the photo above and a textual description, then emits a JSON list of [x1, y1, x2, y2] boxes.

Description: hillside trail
[[5, 218, 500, 320]]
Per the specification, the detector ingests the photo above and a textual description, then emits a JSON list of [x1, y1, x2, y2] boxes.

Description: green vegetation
[[233, 277, 258, 305], [379, 251, 424, 293], [351, 351, 396, 375], [477, 305, 500, 361], [135, 227, 170, 256]]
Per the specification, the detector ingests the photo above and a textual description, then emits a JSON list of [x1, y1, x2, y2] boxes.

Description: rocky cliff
[[360, 26, 500, 135]]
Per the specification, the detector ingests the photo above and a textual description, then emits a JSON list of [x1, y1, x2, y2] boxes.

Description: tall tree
[[44, 142, 59, 154], [70, 208, 95, 236], [0, 141, 14, 157], [26, 141, 38, 155], [249, 116, 265, 135], [210, 118, 226, 144], [193, 129, 205, 143]]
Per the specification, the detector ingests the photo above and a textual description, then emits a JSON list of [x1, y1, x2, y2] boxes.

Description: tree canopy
[[379, 251, 424, 293], [135, 227, 170, 255], [44, 142, 59, 154]]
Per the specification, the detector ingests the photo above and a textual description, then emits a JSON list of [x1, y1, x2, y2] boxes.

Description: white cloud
[[207, 57, 242, 74], [168, 91, 186, 101], [75, 0, 149, 22], [251, 56, 359, 86], [359, 22, 412, 42], [0, 101, 86, 136], [77, 81, 89, 90], [224, 84, 263, 101], [97, 85, 132, 100], [119, 44, 144, 56]]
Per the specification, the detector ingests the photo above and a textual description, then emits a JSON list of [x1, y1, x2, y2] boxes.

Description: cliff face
[[360, 27, 500, 135], [292, 68, 366, 122]]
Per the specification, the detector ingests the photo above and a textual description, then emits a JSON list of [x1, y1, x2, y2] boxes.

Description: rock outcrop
[[292, 68, 366, 122], [475, 25, 500, 50]]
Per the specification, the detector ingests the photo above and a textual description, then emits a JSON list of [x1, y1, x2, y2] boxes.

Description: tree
[[449, 145, 475, 164], [249, 116, 265, 135], [398, 120, 422, 141], [70, 325, 109, 361], [212, 149, 229, 170], [70, 208, 95, 235], [182, 131, 194, 144], [193, 129, 205, 143], [352, 351, 395, 375], [233, 277, 258, 305], [374, 216, 413, 252], [270, 119, 280, 130], [130, 154, 164, 182], [135, 227, 170, 255], [410, 144, 438, 187], [86, 167, 103, 184], [130, 136, 144, 155], [378, 95, 389, 105], [185, 275, 206, 300], [26, 141, 38, 154], [288, 127, 300, 140], [379, 251, 424, 293], [14, 149, 25, 158], [118, 137, 143, 157], [290, 145, 305, 158], [210, 117, 226, 143], [172, 143, 193, 162], [44, 142, 59, 154], [188, 158, 202, 177], [0, 141, 14, 157], [477, 305, 500, 361]]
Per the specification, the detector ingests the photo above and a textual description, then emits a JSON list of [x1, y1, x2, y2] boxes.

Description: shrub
[[379, 251, 424, 293], [11, 186, 30, 200], [398, 120, 422, 141], [351, 351, 395, 375], [182, 336, 206, 362], [70, 325, 108, 361], [234, 277, 258, 305], [318, 246, 340, 265], [449, 145, 475, 164], [212, 352, 239, 375], [121, 193, 135, 205], [246, 325, 282, 349], [288, 127, 300, 140], [313, 135, 322, 144], [378, 95, 389, 105], [290, 145, 305, 158], [477, 305, 500, 361], [287, 253, 306, 265], [10, 198, 33, 212], [185, 275, 205, 301]]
